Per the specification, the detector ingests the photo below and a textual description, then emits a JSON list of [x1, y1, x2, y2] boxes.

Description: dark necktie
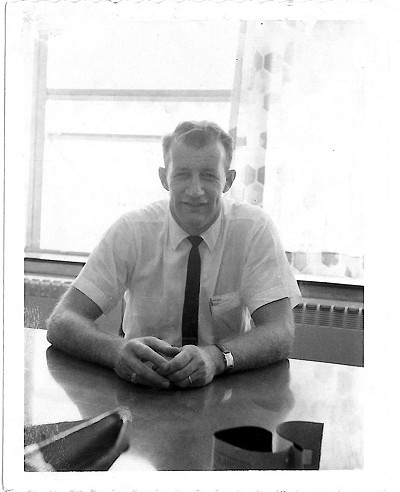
[[181, 236, 203, 346]]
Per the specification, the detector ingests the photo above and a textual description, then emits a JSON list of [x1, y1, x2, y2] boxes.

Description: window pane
[[40, 138, 168, 252], [40, 97, 231, 252], [46, 21, 239, 91]]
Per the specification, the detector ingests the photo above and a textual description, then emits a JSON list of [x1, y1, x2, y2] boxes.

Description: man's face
[[159, 141, 235, 235]]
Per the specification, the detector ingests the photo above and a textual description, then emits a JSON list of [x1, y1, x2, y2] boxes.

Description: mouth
[[182, 202, 207, 208]]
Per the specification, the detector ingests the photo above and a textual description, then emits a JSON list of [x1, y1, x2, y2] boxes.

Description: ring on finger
[[188, 375, 193, 385], [130, 372, 138, 384]]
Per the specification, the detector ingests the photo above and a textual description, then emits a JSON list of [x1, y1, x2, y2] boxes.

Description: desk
[[24, 328, 363, 470]]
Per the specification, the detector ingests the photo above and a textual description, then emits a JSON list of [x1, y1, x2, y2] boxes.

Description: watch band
[[215, 344, 234, 372]]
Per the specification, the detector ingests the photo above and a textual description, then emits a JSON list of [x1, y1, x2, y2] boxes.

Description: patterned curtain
[[229, 21, 281, 205], [228, 20, 364, 282]]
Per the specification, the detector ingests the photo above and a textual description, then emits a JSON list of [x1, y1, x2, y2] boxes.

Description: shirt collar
[[168, 205, 222, 252]]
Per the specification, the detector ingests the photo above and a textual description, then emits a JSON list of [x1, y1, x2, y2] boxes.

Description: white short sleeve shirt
[[73, 199, 301, 346]]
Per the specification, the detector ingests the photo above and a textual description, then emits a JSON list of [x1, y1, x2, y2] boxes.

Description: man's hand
[[159, 345, 221, 389], [114, 337, 181, 389]]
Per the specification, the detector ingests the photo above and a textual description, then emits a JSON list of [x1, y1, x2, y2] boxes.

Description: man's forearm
[[220, 319, 293, 373], [46, 309, 125, 370], [207, 299, 295, 375]]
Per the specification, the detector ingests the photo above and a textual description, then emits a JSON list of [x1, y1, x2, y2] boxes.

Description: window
[[24, 15, 239, 254]]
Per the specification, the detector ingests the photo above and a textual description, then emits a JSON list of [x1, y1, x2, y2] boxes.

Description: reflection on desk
[[24, 328, 363, 470]]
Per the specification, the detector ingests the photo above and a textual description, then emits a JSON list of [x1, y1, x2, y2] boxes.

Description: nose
[[186, 174, 204, 198]]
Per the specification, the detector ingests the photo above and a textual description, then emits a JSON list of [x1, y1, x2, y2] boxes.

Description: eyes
[[204, 172, 218, 179], [172, 170, 219, 181]]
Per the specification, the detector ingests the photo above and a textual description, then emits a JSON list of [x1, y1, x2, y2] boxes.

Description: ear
[[223, 169, 236, 193], [158, 167, 169, 191]]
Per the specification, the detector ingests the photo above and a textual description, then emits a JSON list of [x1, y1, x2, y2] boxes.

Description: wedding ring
[[188, 375, 193, 385], [130, 372, 138, 384]]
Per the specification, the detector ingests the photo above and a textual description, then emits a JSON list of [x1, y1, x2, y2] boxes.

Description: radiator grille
[[24, 277, 72, 299], [293, 301, 364, 331]]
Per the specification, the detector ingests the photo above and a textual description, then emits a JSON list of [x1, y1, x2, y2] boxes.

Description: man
[[47, 121, 301, 390]]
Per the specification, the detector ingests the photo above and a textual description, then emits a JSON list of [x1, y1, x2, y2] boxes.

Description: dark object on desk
[[212, 421, 324, 470], [24, 408, 130, 472]]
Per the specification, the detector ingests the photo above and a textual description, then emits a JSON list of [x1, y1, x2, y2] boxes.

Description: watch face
[[225, 352, 234, 369], [216, 344, 234, 370]]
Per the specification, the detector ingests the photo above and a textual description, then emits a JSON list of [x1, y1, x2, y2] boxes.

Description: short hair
[[162, 120, 234, 170]]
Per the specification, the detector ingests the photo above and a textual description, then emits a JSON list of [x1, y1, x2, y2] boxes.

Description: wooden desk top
[[24, 328, 363, 470]]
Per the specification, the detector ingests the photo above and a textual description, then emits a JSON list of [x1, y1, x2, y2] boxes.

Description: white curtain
[[229, 20, 365, 281]]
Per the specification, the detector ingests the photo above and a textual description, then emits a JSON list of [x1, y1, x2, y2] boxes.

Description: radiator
[[24, 277, 72, 330], [292, 298, 364, 367], [293, 300, 364, 331]]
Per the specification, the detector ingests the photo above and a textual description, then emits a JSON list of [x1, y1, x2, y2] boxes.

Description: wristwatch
[[215, 344, 234, 372]]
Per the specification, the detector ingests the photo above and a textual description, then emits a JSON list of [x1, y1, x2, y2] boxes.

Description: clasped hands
[[114, 336, 217, 389]]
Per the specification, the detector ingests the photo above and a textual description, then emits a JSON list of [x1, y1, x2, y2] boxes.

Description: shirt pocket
[[210, 292, 241, 314], [209, 292, 246, 338]]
